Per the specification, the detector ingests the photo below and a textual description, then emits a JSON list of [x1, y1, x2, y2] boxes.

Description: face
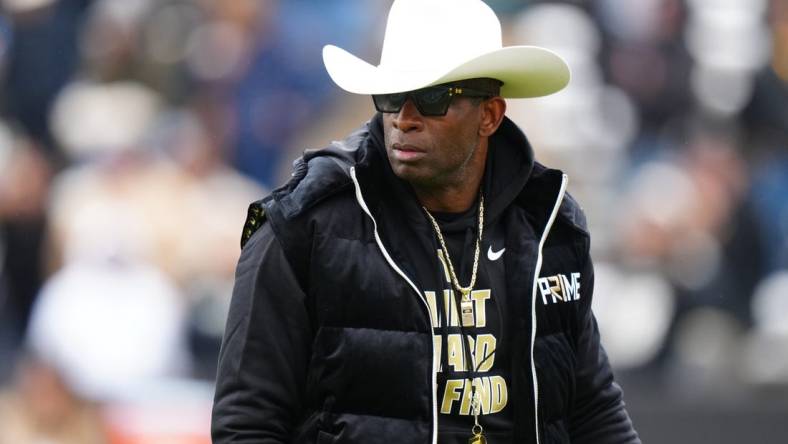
[[381, 94, 485, 191]]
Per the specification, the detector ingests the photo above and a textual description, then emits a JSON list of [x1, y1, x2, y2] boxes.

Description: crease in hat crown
[[378, 0, 502, 71], [322, 0, 571, 98]]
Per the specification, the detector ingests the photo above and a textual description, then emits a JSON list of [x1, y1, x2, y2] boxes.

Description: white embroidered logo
[[487, 246, 505, 261], [538, 272, 581, 305]]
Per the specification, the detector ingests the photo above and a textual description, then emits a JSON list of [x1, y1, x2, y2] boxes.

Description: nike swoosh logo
[[487, 246, 505, 261]]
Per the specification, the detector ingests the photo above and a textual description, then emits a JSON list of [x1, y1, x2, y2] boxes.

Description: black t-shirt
[[423, 205, 514, 443]]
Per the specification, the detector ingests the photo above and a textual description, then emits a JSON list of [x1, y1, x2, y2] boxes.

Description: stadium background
[[0, 0, 786, 442]]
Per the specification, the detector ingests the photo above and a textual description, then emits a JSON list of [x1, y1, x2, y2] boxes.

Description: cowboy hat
[[322, 0, 570, 98]]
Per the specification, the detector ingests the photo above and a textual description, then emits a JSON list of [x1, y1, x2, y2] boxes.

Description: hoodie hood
[[481, 115, 536, 225]]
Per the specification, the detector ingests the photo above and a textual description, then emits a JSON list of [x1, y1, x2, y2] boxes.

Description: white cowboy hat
[[322, 0, 570, 98]]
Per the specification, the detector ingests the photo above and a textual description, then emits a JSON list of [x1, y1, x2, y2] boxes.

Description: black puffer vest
[[231, 115, 638, 444]]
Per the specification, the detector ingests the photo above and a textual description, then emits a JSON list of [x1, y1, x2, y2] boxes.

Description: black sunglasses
[[372, 85, 494, 117]]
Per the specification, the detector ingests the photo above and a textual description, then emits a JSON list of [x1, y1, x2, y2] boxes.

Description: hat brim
[[323, 44, 570, 98]]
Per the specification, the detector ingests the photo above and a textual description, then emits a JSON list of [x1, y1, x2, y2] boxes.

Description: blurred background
[[0, 0, 786, 442]]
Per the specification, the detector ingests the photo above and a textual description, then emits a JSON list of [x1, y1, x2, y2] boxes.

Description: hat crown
[[379, 0, 502, 73]]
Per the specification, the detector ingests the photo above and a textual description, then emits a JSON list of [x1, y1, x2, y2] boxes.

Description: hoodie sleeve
[[568, 254, 641, 444], [212, 222, 312, 443]]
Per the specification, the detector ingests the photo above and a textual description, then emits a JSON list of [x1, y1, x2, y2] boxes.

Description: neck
[[414, 176, 482, 213]]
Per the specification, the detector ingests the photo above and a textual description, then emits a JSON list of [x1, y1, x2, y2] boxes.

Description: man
[[212, 0, 640, 443]]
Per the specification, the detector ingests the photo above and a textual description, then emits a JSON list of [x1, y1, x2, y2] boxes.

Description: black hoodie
[[369, 113, 534, 441], [212, 114, 640, 444]]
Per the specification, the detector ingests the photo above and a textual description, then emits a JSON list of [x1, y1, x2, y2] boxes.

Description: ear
[[478, 97, 506, 137]]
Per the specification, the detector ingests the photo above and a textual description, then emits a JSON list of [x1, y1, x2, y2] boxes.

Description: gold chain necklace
[[422, 193, 484, 308], [422, 192, 488, 443]]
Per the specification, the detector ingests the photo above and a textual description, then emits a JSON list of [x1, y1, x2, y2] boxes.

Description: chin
[[395, 169, 442, 190], [391, 164, 418, 181], [388, 155, 442, 188]]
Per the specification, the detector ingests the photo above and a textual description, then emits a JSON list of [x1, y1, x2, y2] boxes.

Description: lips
[[392, 143, 426, 162]]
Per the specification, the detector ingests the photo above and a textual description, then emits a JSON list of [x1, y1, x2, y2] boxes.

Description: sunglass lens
[[413, 87, 452, 116], [373, 93, 407, 113], [372, 87, 455, 116]]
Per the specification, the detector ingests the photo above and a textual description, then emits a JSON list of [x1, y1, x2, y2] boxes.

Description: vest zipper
[[530, 173, 569, 444], [350, 167, 439, 444]]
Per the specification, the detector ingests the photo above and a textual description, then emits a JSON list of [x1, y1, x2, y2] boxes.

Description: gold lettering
[[433, 335, 443, 372], [447, 334, 465, 371], [443, 289, 459, 327], [490, 375, 508, 413], [441, 379, 464, 414], [459, 379, 474, 415], [474, 334, 497, 372], [425, 291, 441, 326], [441, 377, 504, 416], [471, 289, 491, 327], [473, 377, 492, 414]]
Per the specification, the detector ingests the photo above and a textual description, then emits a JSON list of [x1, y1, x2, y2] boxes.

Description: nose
[[392, 98, 424, 133]]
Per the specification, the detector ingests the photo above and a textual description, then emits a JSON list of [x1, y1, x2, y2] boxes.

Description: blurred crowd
[[0, 0, 786, 443]]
